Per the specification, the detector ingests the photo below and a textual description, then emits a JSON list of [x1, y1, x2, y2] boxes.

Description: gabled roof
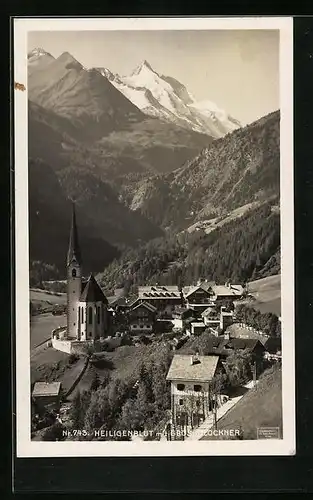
[[212, 284, 244, 297], [138, 285, 181, 300], [201, 306, 218, 317], [80, 274, 108, 303], [183, 285, 213, 298], [130, 301, 157, 313], [224, 338, 263, 351], [264, 337, 281, 354], [166, 354, 219, 382], [32, 382, 61, 397], [108, 296, 128, 307]]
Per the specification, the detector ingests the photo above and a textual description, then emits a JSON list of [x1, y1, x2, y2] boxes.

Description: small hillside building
[[166, 353, 221, 427], [187, 321, 207, 336], [219, 308, 234, 331], [172, 308, 195, 330], [32, 382, 62, 412]]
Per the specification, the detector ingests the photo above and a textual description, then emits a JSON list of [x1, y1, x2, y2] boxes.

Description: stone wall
[[51, 338, 72, 354]]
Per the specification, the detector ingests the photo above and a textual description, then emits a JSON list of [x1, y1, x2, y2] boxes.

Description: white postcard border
[[14, 16, 295, 457]]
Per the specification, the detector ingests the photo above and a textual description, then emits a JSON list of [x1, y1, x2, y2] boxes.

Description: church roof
[[80, 274, 108, 303], [67, 203, 82, 266]]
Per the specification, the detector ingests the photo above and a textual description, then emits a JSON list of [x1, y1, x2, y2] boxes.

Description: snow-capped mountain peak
[[28, 47, 53, 59], [131, 59, 156, 76], [95, 60, 241, 138], [94, 67, 119, 82]]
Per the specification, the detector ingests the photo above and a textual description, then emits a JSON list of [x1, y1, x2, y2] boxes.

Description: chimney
[[191, 352, 200, 365]]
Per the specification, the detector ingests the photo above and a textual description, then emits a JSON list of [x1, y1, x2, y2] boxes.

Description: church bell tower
[[66, 203, 82, 339]]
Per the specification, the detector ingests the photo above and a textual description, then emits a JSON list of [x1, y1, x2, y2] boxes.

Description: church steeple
[[67, 202, 82, 266]]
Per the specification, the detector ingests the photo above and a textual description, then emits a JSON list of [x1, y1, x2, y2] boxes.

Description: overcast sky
[[28, 29, 279, 125]]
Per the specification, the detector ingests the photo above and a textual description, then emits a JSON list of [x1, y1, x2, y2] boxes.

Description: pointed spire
[[67, 202, 82, 266]]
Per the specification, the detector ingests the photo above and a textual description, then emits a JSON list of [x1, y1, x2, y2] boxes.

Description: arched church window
[[88, 307, 93, 325], [97, 306, 100, 324], [72, 268, 77, 277], [81, 307, 84, 323]]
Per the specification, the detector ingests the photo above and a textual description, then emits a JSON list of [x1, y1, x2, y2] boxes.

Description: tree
[[210, 372, 228, 396], [90, 372, 100, 391], [42, 422, 65, 441], [84, 389, 111, 431], [224, 349, 252, 387], [70, 389, 91, 429], [118, 398, 146, 432], [70, 391, 83, 428], [138, 363, 154, 405]]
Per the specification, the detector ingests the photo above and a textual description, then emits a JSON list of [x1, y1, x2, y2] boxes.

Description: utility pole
[[214, 398, 217, 430], [251, 361, 257, 386]]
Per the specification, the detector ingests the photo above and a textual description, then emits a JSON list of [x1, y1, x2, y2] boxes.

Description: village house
[[186, 321, 207, 336], [166, 353, 222, 428], [226, 337, 265, 357], [182, 284, 216, 312], [201, 306, 220, 328], [212, 282, 245, 304], [172, 307, 195, 330], [136, 285, 183, 316], [220, 307, 234, 331], [264, 336, 281, 355], [32, 382, 62, 412], [128, 301, 157, 334]]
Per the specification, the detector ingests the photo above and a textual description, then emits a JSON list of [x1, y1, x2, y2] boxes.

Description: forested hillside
[[98, 201, 280, 291], [121, 110, 280, 230]]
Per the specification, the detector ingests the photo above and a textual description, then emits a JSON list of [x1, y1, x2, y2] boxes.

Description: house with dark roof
[[32, 382, 62, 411], [264, 336, 281, 355], [128, 301, 157, 334]]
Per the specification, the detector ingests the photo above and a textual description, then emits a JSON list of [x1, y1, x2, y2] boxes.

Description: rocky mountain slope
[[97, 110, 281, 289], [124, 110, 280, 230], [28, 50, 145, 141], [27, 48, 279, 282], [95, 59, 241, 137], [98, 200, 280, 291], [27, 49, 216, 274]]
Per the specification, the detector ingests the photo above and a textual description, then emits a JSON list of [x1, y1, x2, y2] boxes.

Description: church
[[66, 203, 109, 342]]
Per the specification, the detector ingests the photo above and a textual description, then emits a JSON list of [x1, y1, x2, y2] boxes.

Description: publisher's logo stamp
[[257, 427, 280, 439]]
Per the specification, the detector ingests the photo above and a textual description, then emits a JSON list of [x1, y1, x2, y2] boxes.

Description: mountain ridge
[[122, 110, 280, 229], [27, 47, 280, 283], [94, 59, 241, 137]]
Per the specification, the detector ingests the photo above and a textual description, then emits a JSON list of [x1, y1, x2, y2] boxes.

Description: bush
[[68, 353, 79, 365], [42, 422, 65, 441]]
